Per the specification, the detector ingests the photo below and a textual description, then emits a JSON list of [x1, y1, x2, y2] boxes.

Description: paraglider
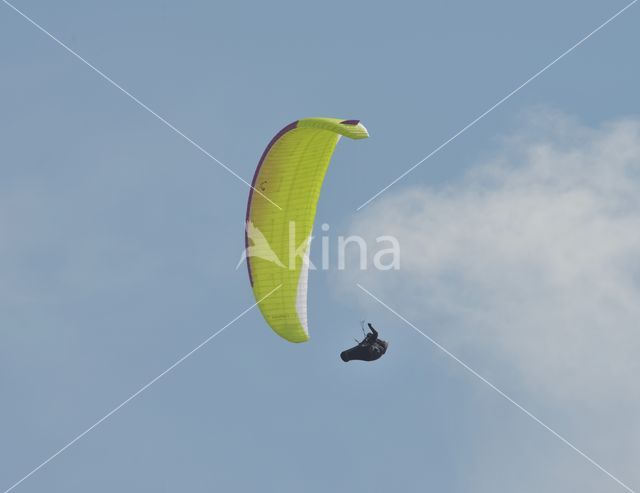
[[245, 118, 369, 343], [340, 323, 389, 362]]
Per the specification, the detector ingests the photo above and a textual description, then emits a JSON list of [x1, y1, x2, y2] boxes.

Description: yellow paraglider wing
[[245, 118, 368, 342]]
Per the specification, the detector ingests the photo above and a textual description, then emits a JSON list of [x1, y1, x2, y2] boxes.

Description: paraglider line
[[356, 0, 638, 211], [1, 285, 282, 493], [356, 283, 636, 493], [1, 0, 282, 211]]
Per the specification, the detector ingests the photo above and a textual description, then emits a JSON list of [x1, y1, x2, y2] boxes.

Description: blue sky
[[1, 1, 639, 492]]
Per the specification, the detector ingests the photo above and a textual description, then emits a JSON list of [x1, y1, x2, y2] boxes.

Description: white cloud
[[346, 110, 640, 490]]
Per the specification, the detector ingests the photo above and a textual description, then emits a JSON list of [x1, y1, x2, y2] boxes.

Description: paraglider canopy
[[245, 117, 369, 343]]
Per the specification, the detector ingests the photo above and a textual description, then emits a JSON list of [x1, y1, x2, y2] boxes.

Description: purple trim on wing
[[245, 121, 298, 286], [340, 119, 360, 125]]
